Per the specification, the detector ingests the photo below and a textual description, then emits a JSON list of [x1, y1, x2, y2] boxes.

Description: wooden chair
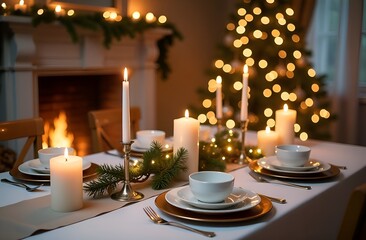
[[0, 118, 44, 170], [337, 183, 366, 240], [88, 107, 141, 153]]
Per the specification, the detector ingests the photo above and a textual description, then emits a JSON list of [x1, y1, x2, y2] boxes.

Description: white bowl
[[136, 130, 165, 148], [189, 171, 234, 203], [275, 145, 311, 167], [38, 147, 75, 167]]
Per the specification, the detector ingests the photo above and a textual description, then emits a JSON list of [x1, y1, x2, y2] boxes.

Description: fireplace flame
[[42, 111, 74, 149]]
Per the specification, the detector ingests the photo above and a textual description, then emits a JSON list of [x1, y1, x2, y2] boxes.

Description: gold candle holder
[[111, 141, 144, 202], [238, 120, 251, 165]]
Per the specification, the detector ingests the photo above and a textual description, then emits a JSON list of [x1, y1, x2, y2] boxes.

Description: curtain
[[291, 0, 316, 33]]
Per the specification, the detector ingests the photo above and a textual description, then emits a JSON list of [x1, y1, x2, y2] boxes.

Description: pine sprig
[[84, 142, 187, 198], [151, 148, 188, 190]]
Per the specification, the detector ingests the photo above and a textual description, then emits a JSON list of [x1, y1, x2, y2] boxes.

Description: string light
[[264, 108, 273, 117], [311, 83, 320, 92], [198, 114, 207, 123], [158, 15, 167, 24], [202, 99, 212, 108], [261, 16, 270, 24], [132, 11, 140, 20], [37, 8, 44, 15], [276, 86, 285, 97], [267, 118, 275, 128], [300, 132, 308, 141], [238, 8, 246, 16], [308, 68, 316, 77], [243, 48, 252, 57], [286, 8, 295, 16], [67, 9, 74, 16]]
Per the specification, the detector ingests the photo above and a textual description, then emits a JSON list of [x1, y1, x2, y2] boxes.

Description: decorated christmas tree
[[191, 0, 334, 141]]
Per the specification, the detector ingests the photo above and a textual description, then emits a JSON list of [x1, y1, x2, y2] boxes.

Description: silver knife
[[249, 171, 312, 190]]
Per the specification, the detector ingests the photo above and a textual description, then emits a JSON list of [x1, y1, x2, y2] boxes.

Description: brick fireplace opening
[[38, 74, 121, 156]]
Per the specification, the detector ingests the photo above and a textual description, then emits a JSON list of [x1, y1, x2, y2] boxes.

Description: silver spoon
[[1, 178, 43, 192]]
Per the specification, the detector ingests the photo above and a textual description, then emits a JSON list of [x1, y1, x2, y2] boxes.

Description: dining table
[[1, 131, 366, 240]]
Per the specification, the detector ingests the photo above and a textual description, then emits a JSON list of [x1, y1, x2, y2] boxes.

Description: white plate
[[265, 156, 320, 171], [258, 156, 331, 174], [176, 186, 248, 210], [165, 186, 261, 214], [19, 159, 91, 176], [131, 138, 173, 152]]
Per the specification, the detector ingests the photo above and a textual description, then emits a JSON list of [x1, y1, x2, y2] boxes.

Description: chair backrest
[[0, 118, 44, 170], [338, 183, 366, 240], [88, 107, 141, 153]]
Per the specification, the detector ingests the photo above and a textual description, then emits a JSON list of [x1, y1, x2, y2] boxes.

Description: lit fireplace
[[0, 17, 169, 159], [42, 111, 74, 152]]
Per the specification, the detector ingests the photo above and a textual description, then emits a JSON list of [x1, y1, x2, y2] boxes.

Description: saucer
[[257, 157, 331, 174], [131, 138, 173, 152], [176, 186, 247, 210], [165, 186, 261, 214], [20, 159, 91, 176]]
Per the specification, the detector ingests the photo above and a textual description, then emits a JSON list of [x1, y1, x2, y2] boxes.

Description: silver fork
[[1, 178, 43, 192], [249, 171, 311, 190], [143, 206, 216, 238]]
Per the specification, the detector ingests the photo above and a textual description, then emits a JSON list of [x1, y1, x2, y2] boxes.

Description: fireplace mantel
[[0, 15, 170, 155]]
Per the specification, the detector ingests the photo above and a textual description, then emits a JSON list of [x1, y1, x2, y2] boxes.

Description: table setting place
[[1, 67, 365, 240]]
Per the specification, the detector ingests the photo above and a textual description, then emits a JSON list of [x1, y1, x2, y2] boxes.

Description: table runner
[[0, 180, 186, 240]]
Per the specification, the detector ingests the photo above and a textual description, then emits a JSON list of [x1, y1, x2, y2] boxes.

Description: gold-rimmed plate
[[249, 160, 340, 180], [155, 191, 272, 223], [9, 163, 100, 183]]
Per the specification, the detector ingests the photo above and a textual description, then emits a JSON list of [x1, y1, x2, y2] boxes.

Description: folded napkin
[[0, 180, 186, 240]]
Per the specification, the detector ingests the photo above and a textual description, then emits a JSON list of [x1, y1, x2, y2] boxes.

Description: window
[[360, 1, 366, 87]]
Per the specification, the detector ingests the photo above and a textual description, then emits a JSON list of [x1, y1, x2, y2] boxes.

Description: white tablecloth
[[1, 132, 366, 240]]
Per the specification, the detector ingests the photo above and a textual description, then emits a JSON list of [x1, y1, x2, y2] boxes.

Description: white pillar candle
[[174, 110, 200, 180], [240, 64, 249, 121], [257, 126, 279, 156], [216, 76, 223, 119], [122, 67, 131, 143], [275, 104, 297, 145], [50, 148, 83, 212]]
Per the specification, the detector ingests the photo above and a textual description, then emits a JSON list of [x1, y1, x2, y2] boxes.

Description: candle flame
[[1, 3, 6, 9], [55, 5, 62, 12], [284, 104, 288, 111], [20, 0, 24, 5], [265, 126, 270, 133], [216, 75, 222, 84], [185, 109, 189, 118], [64, 147, 69, 161], [244, 64, 248, 74], [123, 67, 128, 81]]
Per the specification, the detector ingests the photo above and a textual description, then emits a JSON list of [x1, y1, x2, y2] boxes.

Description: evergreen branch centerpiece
[[84, 142, 188, 198], [84, 130, 262, 199]]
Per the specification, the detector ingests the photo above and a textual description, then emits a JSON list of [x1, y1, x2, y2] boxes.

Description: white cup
[[38, 147, 75, 167], [189, 171, 234, 203], [136, 130, 165, 148], [275, 145, 311, 167]]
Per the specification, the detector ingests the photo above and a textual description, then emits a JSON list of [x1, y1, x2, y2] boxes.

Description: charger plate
[[9, 163, 99, 183], [249, 160, 340, 180], [155, 191, 272, 223]]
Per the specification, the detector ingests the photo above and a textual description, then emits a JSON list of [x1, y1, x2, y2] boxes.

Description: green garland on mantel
[[1, 5, 183, 79]]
